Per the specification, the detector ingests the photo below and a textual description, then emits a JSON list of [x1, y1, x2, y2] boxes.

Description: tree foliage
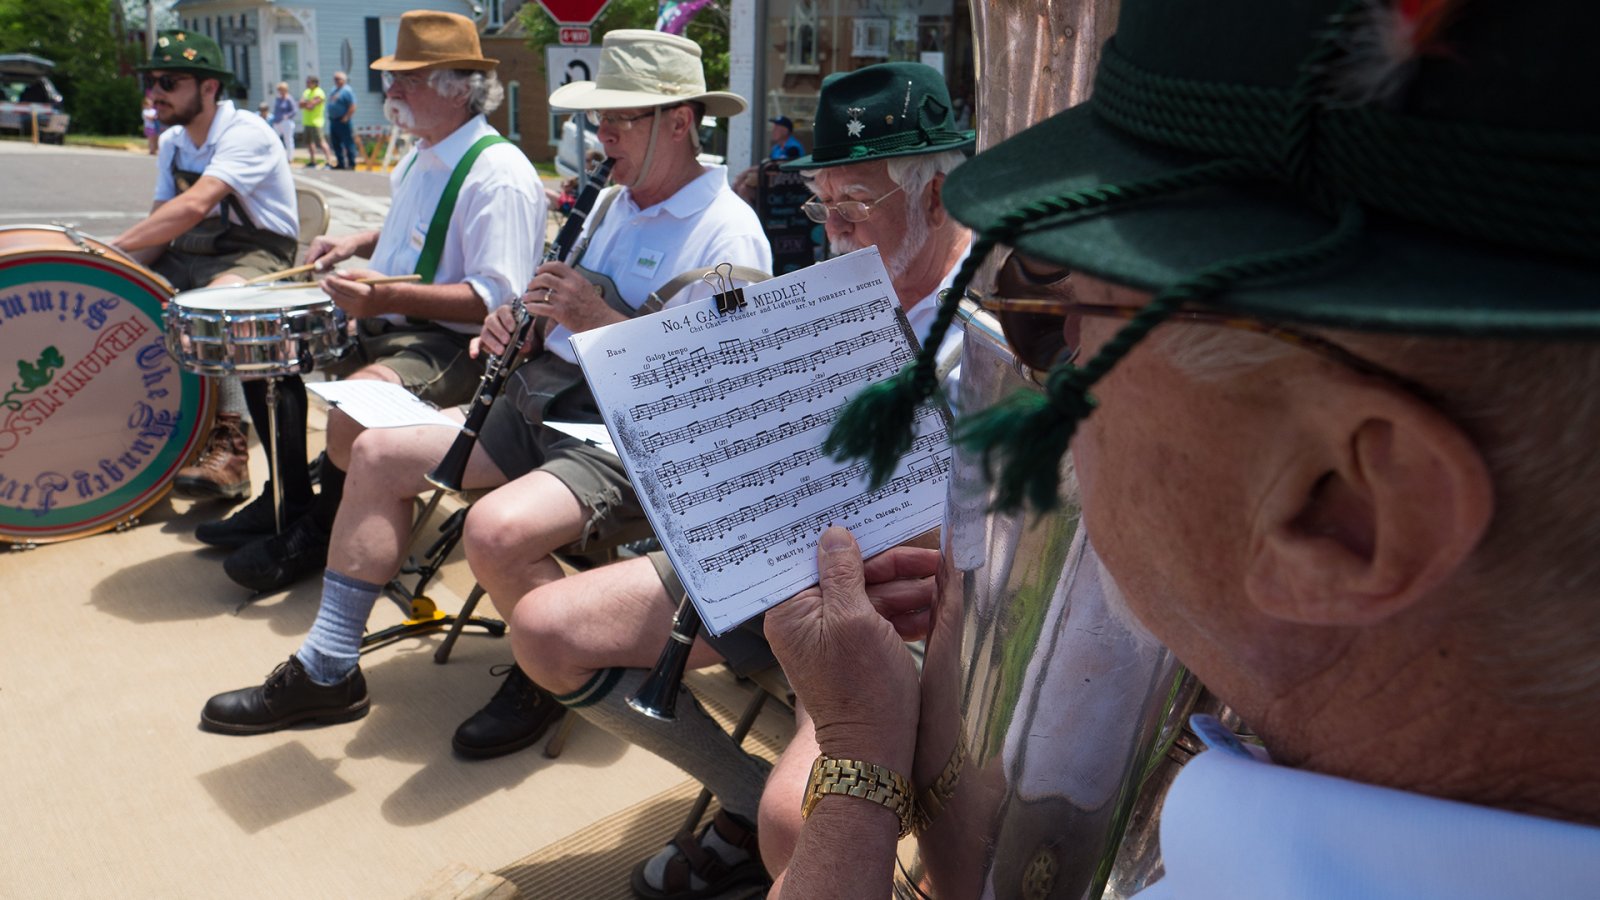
[[519, 0, 730, 89], [0, 0, 142, 134]]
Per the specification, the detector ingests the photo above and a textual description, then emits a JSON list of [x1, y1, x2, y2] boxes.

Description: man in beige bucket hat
[[202, 31, 770, 890]]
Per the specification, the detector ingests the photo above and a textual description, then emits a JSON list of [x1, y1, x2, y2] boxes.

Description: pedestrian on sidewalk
[[327, 71, 359, 170], [300, 75, 333, 168]]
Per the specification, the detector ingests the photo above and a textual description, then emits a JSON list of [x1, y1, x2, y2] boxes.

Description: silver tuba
[[894, 2, 1236, 897]]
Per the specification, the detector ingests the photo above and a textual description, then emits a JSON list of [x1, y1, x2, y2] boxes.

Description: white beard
[[383, 98, 415, 130], [829, 206, 930, 284]]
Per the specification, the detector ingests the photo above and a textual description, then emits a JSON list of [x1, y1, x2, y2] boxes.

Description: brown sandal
[[629, 810, 768, 900]]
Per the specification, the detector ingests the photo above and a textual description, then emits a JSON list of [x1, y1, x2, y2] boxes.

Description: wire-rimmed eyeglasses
[[979, 252, 1432, 401], [585, 104, 685, 130], [800, 186, 904, 224]]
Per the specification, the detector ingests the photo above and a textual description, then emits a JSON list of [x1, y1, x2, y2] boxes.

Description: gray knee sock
[[295, 569, 382, 684], [556, 667, 770, 821], [217, 376, 247, 417]]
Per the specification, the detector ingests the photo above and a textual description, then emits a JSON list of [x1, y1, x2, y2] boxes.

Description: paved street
[[0, 138, 393, 241]]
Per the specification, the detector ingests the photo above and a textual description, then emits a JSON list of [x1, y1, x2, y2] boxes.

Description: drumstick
[[243, 263, 317, 285], [259, 273, 425, 290]]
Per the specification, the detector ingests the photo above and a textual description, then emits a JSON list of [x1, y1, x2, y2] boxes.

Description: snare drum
[[0, 225, 214, 545], [165, 283, 351, 378]]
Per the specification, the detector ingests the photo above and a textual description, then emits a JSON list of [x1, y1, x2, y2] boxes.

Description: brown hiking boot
[[173, 413, 251, 500]]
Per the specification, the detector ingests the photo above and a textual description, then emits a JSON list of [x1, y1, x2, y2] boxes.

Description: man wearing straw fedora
[[488, 61, 974, 900], [196, 10, 546, 596], [199, 24, 769, 801], [758, 0, 1600, 896]]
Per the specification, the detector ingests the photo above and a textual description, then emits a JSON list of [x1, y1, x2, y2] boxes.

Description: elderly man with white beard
[[487, 62, 972, 900], [192, 9, 546, 594]]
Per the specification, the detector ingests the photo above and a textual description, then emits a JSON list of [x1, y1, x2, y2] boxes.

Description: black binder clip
[[705, 262, 745, 315]]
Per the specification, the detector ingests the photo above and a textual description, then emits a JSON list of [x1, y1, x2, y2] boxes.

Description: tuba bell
[[893, 2, 1242, 897]]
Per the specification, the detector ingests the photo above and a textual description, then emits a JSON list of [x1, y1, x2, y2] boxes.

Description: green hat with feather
[[825, 0, 1600, 513]]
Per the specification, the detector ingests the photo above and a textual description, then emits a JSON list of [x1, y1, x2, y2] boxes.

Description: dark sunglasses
[[142, 73, 194, 93], [980, 251, 1431, 398]]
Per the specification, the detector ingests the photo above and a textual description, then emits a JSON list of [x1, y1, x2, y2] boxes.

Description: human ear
[[924, 172, 948, 227], [1244, 382, 1494, 627]]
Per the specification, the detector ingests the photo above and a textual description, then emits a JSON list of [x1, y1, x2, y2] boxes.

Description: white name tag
[[631, 247, 664, 278], [409, 221, 427, 252]]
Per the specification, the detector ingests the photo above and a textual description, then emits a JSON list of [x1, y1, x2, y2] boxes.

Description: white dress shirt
[[371, 115, 546, 334], [1137, 718, 1600, 899], [546, 164, 772, 363], [153, 100, 298, 240]]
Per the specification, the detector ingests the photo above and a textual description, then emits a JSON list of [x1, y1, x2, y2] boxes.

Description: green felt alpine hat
[[941, 0, 1600, 337], [781, 62, 974, 171], [137, 30, 233, 82]]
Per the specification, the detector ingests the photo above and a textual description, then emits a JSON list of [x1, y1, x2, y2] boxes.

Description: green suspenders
[[407, 133, 510, 284]]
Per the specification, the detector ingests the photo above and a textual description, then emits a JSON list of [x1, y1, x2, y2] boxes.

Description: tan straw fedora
[[548, 29, 745, 117], [370, 10, 497, 72]]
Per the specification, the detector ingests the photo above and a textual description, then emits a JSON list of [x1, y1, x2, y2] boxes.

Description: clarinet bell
[[628, 594, 702, 720]]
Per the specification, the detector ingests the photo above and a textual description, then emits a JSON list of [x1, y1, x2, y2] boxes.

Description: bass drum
[[0, 225, 214, 545]]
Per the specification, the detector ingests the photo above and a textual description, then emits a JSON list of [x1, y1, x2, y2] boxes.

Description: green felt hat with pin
[[138, 30, 233, 83], [826, 0, 1600, 513], [781, 62, 974, 171]]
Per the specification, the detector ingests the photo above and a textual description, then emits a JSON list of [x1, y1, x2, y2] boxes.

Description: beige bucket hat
[[370, 11, 497, 72], [548, 29, 745, 117]]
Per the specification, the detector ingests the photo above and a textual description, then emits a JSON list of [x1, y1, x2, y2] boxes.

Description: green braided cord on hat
[[811, 128, 973, 164], [1089, 28, 1600, 263], [824, 157, 1264, 490], [957, 200, 1368, 513]]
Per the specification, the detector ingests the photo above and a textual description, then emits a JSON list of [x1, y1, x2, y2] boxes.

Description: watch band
[[802, 754, 916, 838], [914, 740, 965, 833]]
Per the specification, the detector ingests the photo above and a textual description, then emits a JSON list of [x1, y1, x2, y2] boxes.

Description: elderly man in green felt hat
[[760, 0, 1600, 896], [475, 60, 976, 900]]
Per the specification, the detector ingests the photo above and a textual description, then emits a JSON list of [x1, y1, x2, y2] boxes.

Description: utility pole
[[146, 0, 158, 56]]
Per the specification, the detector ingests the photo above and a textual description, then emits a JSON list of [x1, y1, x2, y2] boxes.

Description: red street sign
[[559, 27, 592, 44], [536, 0, 611, 27]]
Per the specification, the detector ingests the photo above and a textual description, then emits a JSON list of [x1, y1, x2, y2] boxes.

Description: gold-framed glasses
[[980, 253, 1431, 399], [801, 186, 904, 224]]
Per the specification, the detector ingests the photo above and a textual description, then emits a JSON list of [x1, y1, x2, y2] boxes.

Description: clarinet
[[425, 157, 615, 492]]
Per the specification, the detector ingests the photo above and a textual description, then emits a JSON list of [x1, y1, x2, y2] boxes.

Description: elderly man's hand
[[523, 261, 621, 334], [766, 527, 925, 768], [305, 233, 364, 272], [470, 304, 541, 360], [320, 267, 388, 319]]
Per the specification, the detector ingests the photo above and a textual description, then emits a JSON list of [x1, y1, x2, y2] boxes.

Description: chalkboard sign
[[756, 161, 823, 275]]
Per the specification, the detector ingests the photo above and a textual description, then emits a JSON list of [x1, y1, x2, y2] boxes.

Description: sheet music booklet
[[569, 248, 951, 635]]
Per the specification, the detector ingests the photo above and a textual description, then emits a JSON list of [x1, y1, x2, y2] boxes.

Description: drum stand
[[261, 375, 286, 534]]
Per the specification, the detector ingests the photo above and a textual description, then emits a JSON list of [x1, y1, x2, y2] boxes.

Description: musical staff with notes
[[570, 248, 952, 636]]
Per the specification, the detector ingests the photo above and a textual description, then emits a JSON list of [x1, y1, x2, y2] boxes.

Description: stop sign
[[535, 0, 611, 27]]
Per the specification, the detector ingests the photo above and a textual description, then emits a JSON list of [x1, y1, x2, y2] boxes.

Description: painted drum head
[[0, 227, 213, 544]]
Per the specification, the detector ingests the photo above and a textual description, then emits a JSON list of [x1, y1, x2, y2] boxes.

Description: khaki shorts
[[153, 244, 295, 292], [303, 123, 325, 144], [476, 395, 655, 553], [647, 550, 776, 677], [324, 318, 484, 407]]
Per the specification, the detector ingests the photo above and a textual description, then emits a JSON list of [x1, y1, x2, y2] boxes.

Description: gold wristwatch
[[802, 754, 916, 838]]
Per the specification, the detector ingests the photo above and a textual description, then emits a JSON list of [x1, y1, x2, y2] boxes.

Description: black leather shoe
[[194, 487, 309, 550], [223, 513, 329, 592], [452, 665, 567, 759], [200, 656, 368, 735]]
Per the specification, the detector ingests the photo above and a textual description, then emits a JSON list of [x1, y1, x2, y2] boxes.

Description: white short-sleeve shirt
[[545, 164, 772, 363], [153, 100, 298, 240], [370, 115, 547, 334]]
